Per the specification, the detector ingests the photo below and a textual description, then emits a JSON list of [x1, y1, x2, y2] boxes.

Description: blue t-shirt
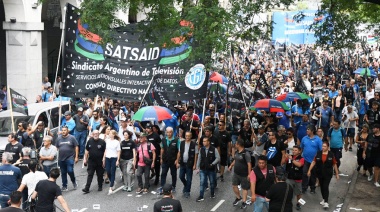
[[61, 118, 76, 134], [0, 164, 22, 195], [320, 107, 333, 127], [301, 135, 323, 163], [89, 117, 101, 131], [296, 121, 309, 141], [359, 99, 368, 115], [163, 115, 179, 137], [329, 90, 338, 98], [277, 111, 291, 129], [329, 128, 346, 148]]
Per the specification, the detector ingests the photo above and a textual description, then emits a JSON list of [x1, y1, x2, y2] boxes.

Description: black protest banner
[[256, 72, 272, 98], [9, 88, 28, 115], [295, 78, 308, 94], [227, 81, 245, 117], [62, 4, 208, 101]]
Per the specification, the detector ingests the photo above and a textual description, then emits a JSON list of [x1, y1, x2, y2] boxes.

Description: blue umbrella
[[353, 68, 377, 77]]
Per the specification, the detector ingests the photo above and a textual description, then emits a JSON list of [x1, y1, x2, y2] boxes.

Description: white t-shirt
[[21, 171, 48, 198], [342, 110, 358, 128], [105, 139, 121, 158], [366, 90, 375, 100]]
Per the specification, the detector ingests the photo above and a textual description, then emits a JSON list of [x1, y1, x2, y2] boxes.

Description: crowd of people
[[1, 42, 380, 211]]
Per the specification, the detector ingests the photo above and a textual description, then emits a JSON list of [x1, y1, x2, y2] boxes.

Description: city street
[[55, 148, 357, 212]]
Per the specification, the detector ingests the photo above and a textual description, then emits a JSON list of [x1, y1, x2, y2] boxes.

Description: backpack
[[327, 128, 344, 138], [238, 149, 255, 169]]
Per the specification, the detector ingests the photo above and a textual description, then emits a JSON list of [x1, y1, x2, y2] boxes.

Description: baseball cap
[[162, 184, 172, 195], [145, 123, 152, 129], [275, 166, 286, 177], [374, 124, 380, 129], [64, 111, 71, 116], [77, 107, 83, 112], [258, 125, 265, 129]]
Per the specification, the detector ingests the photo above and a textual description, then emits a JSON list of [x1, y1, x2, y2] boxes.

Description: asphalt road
[[53, 147, 358, 212]]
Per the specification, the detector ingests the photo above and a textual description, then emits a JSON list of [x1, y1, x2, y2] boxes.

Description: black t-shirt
[[85, 138, 106, 162], [153, 197, 183, 212], [5, 142, 23, 164], [368, 134, 380, 157], [233, 150, 251, 177], [35, 180, 62, 212], [33, 130, 44, 149], [120, 139, 136, 160], [215, 130, 231, 153], [232, 117, 243, 135], [239, 128, 253, 148], [276, 134, 287, 145], [147, 132, 162, 156], [17, 159, 31, 177], [366, 109, 380, 125], [179, 120, 199, 139], [266, 182, 293, 212], [0, 207, 24, 212], [199, 135, 219, 149], [264, 141, 285, 167], [16, 131, 23, 143], [22, 132, 35, 149]]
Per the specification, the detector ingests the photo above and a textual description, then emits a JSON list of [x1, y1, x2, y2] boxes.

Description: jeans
[[43, 163, 57, 177], [59, 159, 76, 188], [74, 129, 88, 157], [153, 158, 161, 184], [253, 196, 269, 212], [120, 159, 134, 188], [161, 163, 177, 188], [199, 170, 216, 198], [302, 161, 316, 191], [22, 188, 28, 210], [0, 194, 10, 209], [318, 176, 332, 202], [359, 114, 365, 130], [105, 157, 118, 188], [179, 164, 193, 193], [136, 165, 151, 189], [85, 160, 104, 189], [334, 109, 342, 121]]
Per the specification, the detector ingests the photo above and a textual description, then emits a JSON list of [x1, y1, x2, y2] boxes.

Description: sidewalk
[[343, 168, 380, 212]]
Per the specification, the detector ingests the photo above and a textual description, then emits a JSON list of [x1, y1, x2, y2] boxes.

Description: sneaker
[[210, 194, 215, 198], [73, 182, 78, 190], [158, 187, 163, 195], [205, 187, 209, 191], [196, 197, 204, 202], [310, 189, 316, 194], [105, 178, 110, 184], [98, 187, 102, 191], [349, 147, 353, 151], [323, 202, 329, 209], [61, 187, 68, 192], [107, 188, 113, 195], [122, 186, 128, 191], [220, 175, 224, 182], [368, 175, 373, 181], [112, 181, 117, 190], [240, 202, 247, 209], [143, 189, 149, 194], [357, 165, 361, 172], [320, 200, 325, 205], [82, 188, 90, 194], [184, 192, 190, 198], [172, 187, 176, 193], [375, 182, 380, 187], [296, 203, 301, 210], [302, 188, 307, 194], [233, 197, 242, 206], [136, 188, 143, 194]]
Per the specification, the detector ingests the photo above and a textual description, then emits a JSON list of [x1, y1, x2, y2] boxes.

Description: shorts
[[232, 173, 250, 190], [347, 128, 355, 138], [231, 135, 238, 145], [365, 156, 380, 168], [287, 179, 302, 196], [220, 153, 228, 166]]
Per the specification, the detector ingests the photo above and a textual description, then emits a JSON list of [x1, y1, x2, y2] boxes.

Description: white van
[[0, 101, 71, 161]]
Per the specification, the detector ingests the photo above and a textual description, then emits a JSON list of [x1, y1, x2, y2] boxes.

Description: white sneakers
[[108, 188, 113, 195], [323, 202, 329, 209], [320, 200, 325, 205], [368, 175, 373, 182], [375, 182, 380, 188]]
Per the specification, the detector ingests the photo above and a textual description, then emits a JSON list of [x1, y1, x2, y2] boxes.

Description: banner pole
[[238, 83, 254, 134], [138, 74, 155, 110], [7, 86, 15, 133]]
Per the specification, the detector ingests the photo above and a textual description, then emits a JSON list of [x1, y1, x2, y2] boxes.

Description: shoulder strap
[[340, 128, 345, 137], [280, 183, 290, 212], [328, 128, 333, 137]]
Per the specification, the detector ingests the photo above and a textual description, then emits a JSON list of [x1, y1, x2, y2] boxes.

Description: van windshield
[[0, 116, 34, 136]]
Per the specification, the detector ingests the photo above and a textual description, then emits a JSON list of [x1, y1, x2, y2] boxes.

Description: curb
[[341, 168, 359, 212]]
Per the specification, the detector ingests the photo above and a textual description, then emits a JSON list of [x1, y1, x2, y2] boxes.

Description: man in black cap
[[265, 166, 293, 211], [153, 184, 183, 212]]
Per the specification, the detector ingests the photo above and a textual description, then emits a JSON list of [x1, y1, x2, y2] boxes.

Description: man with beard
[[146, 123, 162, 185]]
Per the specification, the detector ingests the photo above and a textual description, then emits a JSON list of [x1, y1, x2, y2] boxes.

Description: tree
[[299, 0, 380, 50], [52, 0, 296, 65]]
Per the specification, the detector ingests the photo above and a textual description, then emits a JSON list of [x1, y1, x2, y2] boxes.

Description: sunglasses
[[287, 133, 292, 135]]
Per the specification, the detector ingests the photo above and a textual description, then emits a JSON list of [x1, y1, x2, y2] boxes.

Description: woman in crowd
[[333, 90, 346, 121], [120, 130, 136, 192], [307, 142, 339, 209], [100, 126, 111, 140], [103, 130, 121, 195], [356, 124, 369, 175]]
